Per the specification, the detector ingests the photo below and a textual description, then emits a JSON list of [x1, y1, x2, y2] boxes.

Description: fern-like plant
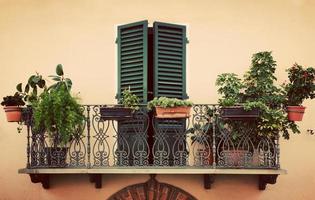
[[33, 65, 84, 146]]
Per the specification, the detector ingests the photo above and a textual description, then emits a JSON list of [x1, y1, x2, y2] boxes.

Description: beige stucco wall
[[0, 0, 314, 199]]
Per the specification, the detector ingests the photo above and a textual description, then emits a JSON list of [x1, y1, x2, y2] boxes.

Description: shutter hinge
[[115, 38, 119, 44], [185, 37, 189, 44]]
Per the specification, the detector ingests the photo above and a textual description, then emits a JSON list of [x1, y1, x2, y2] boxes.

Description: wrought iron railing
[[23, 104, 280, 169]]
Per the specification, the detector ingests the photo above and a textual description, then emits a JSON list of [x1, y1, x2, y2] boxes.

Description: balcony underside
[[19, 167, 286, 175], [19, 167, 286, 191]]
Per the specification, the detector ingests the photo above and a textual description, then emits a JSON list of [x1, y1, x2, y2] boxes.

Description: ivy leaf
[[33, 87, 37, 96], [38, 80, 46, 88], [16, 83, 22, 92], [25, 84, 30, 93], [32, 76, 41, 83], [56, 64, 64, 76], [28, 75, 36, 88]]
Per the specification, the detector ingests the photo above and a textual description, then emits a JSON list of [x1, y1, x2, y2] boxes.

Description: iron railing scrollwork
[[23, 104, 280, 169]]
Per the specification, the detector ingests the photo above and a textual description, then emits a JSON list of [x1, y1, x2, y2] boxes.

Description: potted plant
[[16, 72, 46, 104], [283, 63, 315, 121], [100, 88, 140, 120], [216, 73, 259, 119], [147, 97, 193, 119], [188, 108, 214, 166], [1, 93, 25, 122], [214, 52, 304, 167], [33, 64, 84, 167]]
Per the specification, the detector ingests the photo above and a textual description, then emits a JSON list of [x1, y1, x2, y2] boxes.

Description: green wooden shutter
[[117, 20, 148, 103], [153, 22, 188, 99]]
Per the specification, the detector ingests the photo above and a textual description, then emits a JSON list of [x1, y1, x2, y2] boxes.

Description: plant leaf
[[16, 83, 22, 92], [56, 64, 64, 76], [52, 77, 61, 81], [25, 84, 30, 93], [33, 87, 37, 96], [47, 83, 58, 91], [65, 78, 72, 91], [32, 76, 41, 83], [38, 80, 46, 88]]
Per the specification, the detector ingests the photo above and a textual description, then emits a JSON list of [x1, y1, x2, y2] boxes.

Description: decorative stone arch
[[108, 175, 197, 200]]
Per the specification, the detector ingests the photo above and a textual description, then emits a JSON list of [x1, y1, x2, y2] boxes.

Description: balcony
[[18, 104, 286, 190]]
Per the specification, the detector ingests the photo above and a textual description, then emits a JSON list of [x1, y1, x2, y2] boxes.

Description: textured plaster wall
[[0, 0, 314, 199]]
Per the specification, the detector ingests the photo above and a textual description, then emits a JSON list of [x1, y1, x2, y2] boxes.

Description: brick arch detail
[[108, 175, 197, 200]]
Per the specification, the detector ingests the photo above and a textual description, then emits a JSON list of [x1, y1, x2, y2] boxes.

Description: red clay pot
[[155, 106, 191, 119], [287, 106, 306, 121], [3, 106, 22, 122]]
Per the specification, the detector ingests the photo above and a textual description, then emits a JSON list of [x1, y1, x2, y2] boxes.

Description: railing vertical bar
[[86, 105, 91, 169], [212, 105, 216, 168], [276, 134, 280, 169], [26, 108, 31, 169]]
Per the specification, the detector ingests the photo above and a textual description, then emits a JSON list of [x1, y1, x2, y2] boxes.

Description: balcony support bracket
[[258, 174, 278, 190], [203, 174, 214, 189], [89, 174, 102, 189], [29, 174, 50, 189]]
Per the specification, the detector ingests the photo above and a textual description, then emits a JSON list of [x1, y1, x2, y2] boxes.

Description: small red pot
[[3, 106, 22, 122], [287, 106, 306, 121]]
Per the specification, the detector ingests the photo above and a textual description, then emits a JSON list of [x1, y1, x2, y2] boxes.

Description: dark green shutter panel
[[117, 20, 148, 103], [153, 22, 188, 99]]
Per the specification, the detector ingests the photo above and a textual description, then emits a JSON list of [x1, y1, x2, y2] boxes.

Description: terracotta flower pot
[[287, 106, 305, 121], [3, 106, 22, 122], [155, 106, 191, 119]]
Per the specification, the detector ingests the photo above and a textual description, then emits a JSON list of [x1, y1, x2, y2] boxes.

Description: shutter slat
[[121, 40, 143, 48], [158, 29, 182, 35], [158, 77, 182, 82], [158, 32, 183, 39], [121, 37, 143, 44], [121, 58, 143, 65], [158, 55, 182, 61], [121, 49, 143, 56], [121, 27, 143, 35], [121, 32, 143, 39], [159, 37, 182, 43], [158, 68, 182, 73], [158, 63, 183, 68], [158, 50, 182, 56], [158, 72, 182, 78], [121, 54, 143, 61], [121, 71, 143, 78], [159, 42, 182, 48], [121, 80, 143, 86], [158, 89, 183, 95], [158, 46, 182, 53], [158, 81, 182, 86], [121, 46, 143, 52]]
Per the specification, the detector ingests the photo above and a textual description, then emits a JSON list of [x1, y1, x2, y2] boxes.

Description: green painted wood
[[153, 22, 188, 99], [117, 20, 148, 103]]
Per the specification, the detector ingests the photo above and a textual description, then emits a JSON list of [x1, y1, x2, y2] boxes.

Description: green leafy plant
[[33, 65, 84, 146], [283, 63, 315, 106], [216, 73, 244, 106], [48, 64, 73, 91], [1, 93, 25, 106], [147, 97, 193, 111], [16, 72, 46, 104], [119, 88, 140, 111], [215, 51, 301, 140]]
